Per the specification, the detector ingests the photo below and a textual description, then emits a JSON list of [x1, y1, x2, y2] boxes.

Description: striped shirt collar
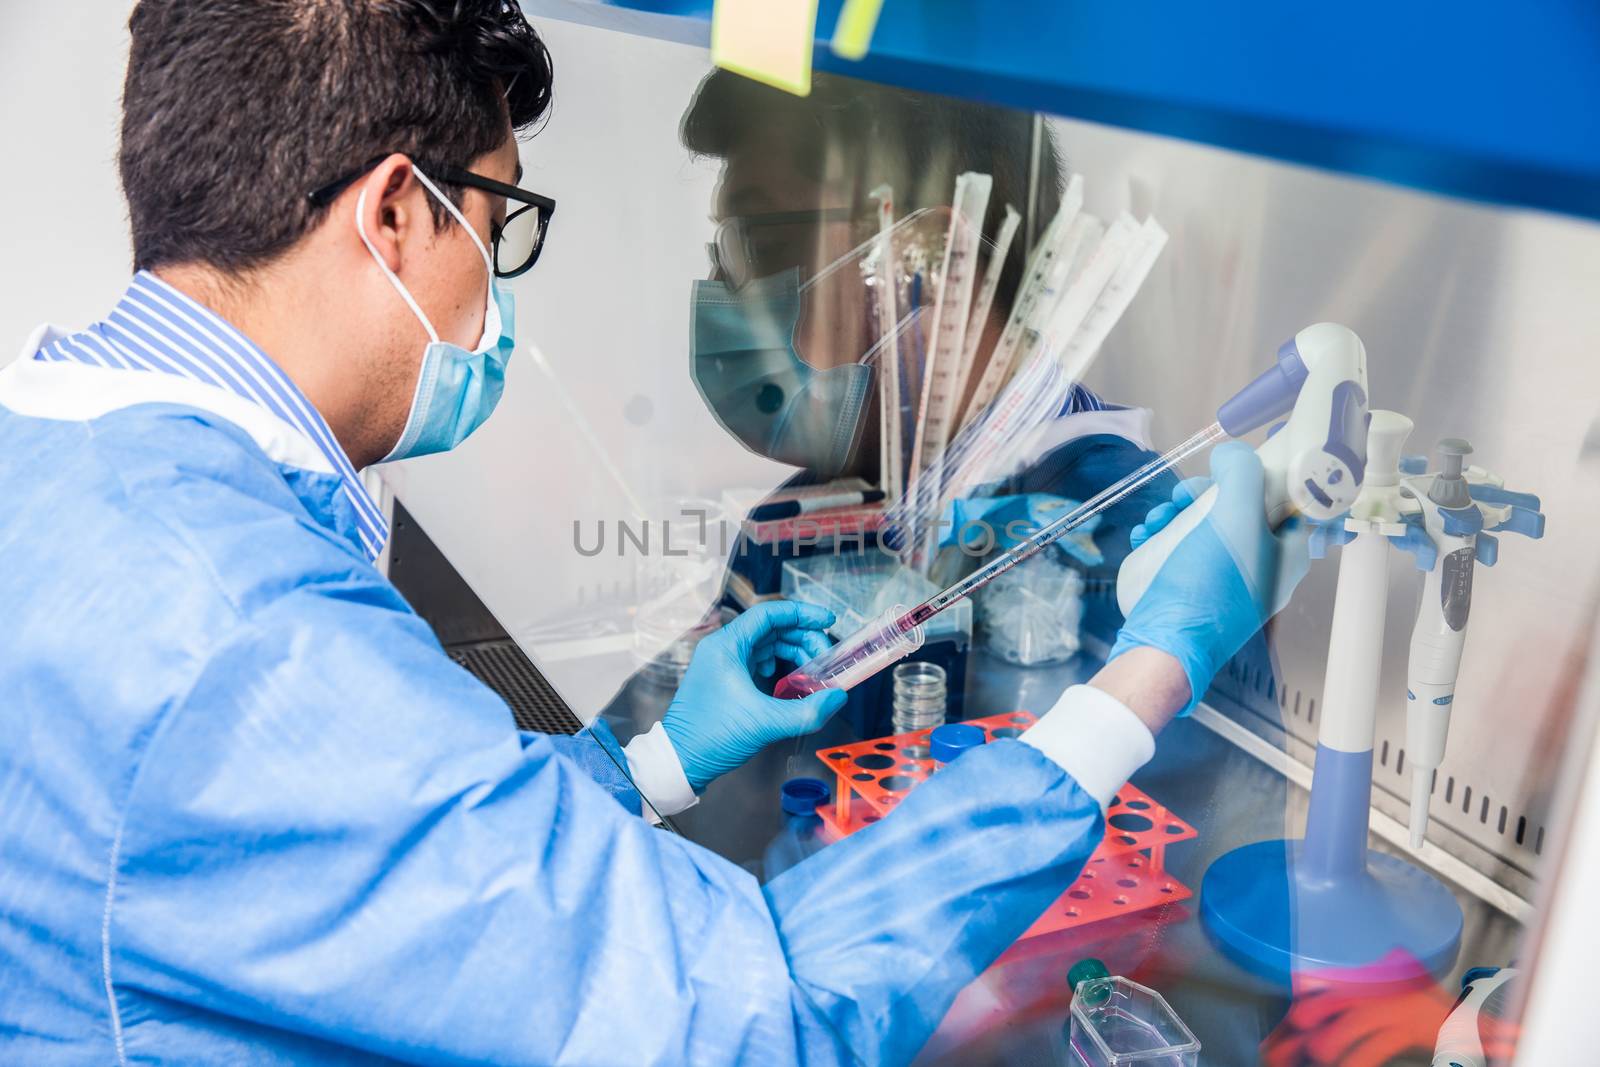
[[35, 271, 387, 559]]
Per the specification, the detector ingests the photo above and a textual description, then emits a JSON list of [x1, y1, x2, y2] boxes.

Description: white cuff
[[623, 722, 699, 823], [1019, 685, 1156, 809]]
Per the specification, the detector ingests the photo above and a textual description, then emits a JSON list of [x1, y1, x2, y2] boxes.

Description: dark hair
[[680, 69, 1062, 309], [120, 0, 553, 272]]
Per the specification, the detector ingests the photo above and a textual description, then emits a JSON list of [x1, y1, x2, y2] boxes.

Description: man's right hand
[[1108, 441, 1313, 715]]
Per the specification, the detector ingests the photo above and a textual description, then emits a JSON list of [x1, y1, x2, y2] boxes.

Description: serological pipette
[[775, 324, 1364, 701], [773, 425, 1222, 698]]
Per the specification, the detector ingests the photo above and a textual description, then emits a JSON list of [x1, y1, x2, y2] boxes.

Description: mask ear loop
[[354, 163, 496, 344], [356, 184, 441, 345], [412, 165, 500, 349]]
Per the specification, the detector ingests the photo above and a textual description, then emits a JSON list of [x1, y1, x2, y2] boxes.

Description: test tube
[[773, 605, 926, 699]]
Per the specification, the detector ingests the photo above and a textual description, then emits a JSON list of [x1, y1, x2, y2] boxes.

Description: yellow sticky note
[[711, 0, 818, 97]]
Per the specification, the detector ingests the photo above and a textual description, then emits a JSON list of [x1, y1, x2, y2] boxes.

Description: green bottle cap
[[1068, 958, 1111, 1003]]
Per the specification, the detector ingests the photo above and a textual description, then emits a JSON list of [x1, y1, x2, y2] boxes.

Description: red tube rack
[[814, 711, 1196, 940]]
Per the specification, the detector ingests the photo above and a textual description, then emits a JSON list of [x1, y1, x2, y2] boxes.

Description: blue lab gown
[[0, 393, 1109, 1066]]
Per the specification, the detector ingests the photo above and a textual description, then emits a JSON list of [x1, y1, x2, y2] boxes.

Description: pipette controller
[[774, 324, 1348, 700], [1401, 442, 1544, 848], [1118, 322, 1370, 616]]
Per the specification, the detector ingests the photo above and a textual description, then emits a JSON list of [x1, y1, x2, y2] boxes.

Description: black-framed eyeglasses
[[707, 208, 858, 290], [307, 154, 556, 278]]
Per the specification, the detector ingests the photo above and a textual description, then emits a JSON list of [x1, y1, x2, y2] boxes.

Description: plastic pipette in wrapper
[[905, 173, 993, 531], [959, 176, 1083, 431], [888, 193, 1168, 570], [775, 323, 1367, 701], [870, 185, 904, 501]]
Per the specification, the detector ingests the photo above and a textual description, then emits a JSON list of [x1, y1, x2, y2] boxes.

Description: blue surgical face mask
[[357, 166, 516, 463], [690, 269, 873, 478]]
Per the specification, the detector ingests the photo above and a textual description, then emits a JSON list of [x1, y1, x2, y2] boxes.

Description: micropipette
[[775, 324, 1350, 700], [1400, 441, 1544, 849], [1403, 440, 1481, 848]]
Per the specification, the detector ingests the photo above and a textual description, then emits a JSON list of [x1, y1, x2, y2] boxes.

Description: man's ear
[[351, 153, 417, 274]]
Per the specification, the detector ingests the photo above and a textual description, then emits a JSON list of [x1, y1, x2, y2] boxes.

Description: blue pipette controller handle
[[1118, 323, 1370, 617]]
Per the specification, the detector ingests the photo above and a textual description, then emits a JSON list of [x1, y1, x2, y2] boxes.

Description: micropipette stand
[[1199, 419, 1544, 987], [1200, 410, 1463, 985]]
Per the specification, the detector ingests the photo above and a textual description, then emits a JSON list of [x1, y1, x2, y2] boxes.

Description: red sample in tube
[[774, 671, 825, 700]]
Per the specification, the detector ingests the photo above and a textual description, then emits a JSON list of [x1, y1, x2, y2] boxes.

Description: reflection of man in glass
[[681, 68, 1171, 571], [677, 72, 1291, 1067]]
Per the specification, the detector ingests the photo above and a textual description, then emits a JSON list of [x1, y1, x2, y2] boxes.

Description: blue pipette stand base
[[1200, 840, 1462, 986]]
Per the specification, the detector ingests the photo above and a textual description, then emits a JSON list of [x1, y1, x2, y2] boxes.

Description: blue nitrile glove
[[663, 600, 848, 791], [1110, 441, 1313, 714]]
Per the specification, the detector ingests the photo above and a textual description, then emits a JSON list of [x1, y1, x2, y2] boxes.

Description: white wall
[[0, 1, 134, 360]]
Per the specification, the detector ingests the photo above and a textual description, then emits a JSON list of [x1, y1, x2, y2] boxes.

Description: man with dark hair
[[0, 5, 1311, 1064], [683, 70, 1062, 486], [2, 2, 836, 1060]]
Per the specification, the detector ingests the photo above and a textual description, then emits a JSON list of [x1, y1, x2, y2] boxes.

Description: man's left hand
[[663, 600, 847, 791]]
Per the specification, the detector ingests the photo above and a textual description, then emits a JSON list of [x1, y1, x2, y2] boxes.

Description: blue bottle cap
[[930, 723, 986, 764], [780, 777, 830, 816]]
